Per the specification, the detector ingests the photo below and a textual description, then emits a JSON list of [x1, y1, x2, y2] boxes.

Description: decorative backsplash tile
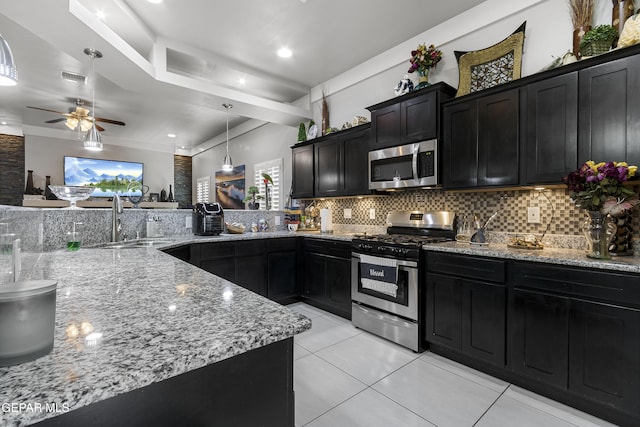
[[311, 187, 640, 241]]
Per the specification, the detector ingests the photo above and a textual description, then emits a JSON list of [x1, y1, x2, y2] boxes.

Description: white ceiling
[[0, 0, 486, 154]]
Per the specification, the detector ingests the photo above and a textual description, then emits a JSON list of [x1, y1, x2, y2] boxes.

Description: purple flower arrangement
[[408, 43, 443, 74], [562, 161, 638, 212]]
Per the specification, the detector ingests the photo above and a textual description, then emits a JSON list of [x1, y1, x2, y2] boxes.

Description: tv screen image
[[64, 156, 144, 198]]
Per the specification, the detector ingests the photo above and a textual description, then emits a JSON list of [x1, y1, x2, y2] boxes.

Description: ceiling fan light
[[0, 34, 18, 86], [84, 124, 103, 151], [80, 119, 93, 132], [65, 117, 79, 130]]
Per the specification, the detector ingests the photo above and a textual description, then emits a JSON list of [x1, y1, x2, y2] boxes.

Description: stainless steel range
[[351, 211, 455, 352]]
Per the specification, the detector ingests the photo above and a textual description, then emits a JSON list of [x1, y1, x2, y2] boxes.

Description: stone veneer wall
[[0, 134, 25, 206], [174, 155, 192, 208], [312, 187, 640, 243]]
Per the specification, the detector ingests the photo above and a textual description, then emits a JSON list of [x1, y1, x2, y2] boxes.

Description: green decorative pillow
[[455, 22, 526, 97]]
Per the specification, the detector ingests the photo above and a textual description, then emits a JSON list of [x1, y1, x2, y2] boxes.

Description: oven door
[[351, 253, 418, 321]]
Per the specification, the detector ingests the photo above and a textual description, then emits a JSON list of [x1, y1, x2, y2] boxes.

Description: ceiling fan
[[27, 98, 126, 132]]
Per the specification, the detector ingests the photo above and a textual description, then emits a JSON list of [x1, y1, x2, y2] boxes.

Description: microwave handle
[[412, 145, 419, 179]]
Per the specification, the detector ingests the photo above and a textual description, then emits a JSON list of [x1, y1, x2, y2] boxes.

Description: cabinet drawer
[[427, 252, 505, 283], [199, 242, 235, 259], [511, 262, 640, 307], [304, 239, 351, 258], [268, 237, 298, 252], [235, 240, 265, 256]]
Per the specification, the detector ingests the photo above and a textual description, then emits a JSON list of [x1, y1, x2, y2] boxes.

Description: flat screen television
[[63, 156, 144, 198]]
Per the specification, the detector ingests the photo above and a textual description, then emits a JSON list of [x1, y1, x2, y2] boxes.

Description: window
[[196, 176, 210, 203], [254, 159, 282, 210]]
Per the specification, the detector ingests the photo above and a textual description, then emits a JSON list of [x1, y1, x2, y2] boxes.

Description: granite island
[[0, 240, 311, 427]]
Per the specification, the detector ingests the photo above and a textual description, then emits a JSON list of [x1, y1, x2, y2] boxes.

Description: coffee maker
[[193, 203, 224, 236]]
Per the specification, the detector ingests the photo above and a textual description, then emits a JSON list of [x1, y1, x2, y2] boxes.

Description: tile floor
[[288, 302, 618, 427]]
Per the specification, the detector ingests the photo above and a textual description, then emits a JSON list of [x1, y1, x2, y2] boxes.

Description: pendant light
[[0, 33, 18, 86], [222, 103, 233, 171], [83, 48, 103, 151]]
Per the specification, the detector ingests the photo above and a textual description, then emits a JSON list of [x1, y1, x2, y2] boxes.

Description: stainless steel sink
[[97, 238, 173, 249]]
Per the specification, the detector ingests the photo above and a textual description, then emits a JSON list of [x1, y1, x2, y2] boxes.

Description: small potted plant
[[580, 25, 618, 57], [243, 186, 263, 210]]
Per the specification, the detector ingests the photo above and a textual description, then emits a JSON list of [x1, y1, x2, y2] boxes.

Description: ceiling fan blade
[[95, 124, 105, 132], [94, 117, 126, 126], [26, 106, 67, 115], [45, 118, 66, 124]]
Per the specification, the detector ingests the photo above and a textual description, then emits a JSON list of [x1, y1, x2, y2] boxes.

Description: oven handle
[[351, 253, 418, 268]]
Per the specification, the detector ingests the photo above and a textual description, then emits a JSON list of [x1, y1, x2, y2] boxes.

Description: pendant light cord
[[226, 105, 230, 158]]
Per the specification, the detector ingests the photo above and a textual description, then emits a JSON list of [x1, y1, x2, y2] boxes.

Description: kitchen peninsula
[[0, 240, 311, 427]]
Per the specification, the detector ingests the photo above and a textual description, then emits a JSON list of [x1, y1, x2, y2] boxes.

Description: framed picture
[[149, 193, 159, 202], [215, 165, 246, 209], [455, 22, 526, 97]]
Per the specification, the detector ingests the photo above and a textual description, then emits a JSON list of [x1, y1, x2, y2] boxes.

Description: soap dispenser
[[67, 222, 83, 251]]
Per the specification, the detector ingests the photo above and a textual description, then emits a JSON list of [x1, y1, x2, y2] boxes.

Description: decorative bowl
[[48, 186, 95, 209], [225, 222, 245, 234]]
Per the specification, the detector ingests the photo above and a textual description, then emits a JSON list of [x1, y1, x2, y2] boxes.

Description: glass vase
[[415, 69, 430, 90], [583, 211, 616, 260]]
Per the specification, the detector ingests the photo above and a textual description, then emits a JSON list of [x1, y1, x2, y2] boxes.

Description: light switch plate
[[274, 216, 281, 226], [527, 206, 541, 224], [369, 208, 376, 220], [344, 208, 352, 219], [185, 216, 192, 228]]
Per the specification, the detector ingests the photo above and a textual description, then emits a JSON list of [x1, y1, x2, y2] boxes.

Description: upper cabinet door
[[370, 103, 401, 149], [523, 73, 578, 184], [400, 91, 437, 143], [578, 54, 640, 166], [477, 89, 520, 187], [442, 100, 478, 188], [314, 138, 343, 197], [291, 145, 314, 199], [342, 128, 371, 196]]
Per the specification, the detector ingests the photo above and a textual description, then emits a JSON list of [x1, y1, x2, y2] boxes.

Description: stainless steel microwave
[[368, 140, 438, 190]]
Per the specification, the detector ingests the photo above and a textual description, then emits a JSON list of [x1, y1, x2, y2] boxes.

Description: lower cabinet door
[[235, 254, 267, 296], [200, 257, 236, 282], [267, 251, 298, 303], [302, 252, 326, 301], [510, 289, 569, 389], [462, 280, 506, 366], [569, 299, 640, 417], [326, 256, 351, 317], [426, 273, 462, 350]]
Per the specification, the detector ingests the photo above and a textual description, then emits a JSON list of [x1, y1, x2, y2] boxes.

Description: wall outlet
[[527, 206, 541, 224], [369, 208, 376, 220], [185, 216, 192, 229], [344, 208, 352, 219], [274, 215, 281, 226]]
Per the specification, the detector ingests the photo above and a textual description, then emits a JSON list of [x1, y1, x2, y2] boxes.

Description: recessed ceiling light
[[96, 10, 106, 20], [167, 133, 177, 138], [277, 47, 292, 58], [238, 77, 246, 86], [147, 0, 163, 3], [1, 121, 7, 125]]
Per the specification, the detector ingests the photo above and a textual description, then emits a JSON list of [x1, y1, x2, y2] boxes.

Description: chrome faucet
[[111, 194, 124, 242]]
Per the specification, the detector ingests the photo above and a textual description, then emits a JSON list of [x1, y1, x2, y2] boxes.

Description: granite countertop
[[424, 241, 640, 274], [0, 241, 311, 426]]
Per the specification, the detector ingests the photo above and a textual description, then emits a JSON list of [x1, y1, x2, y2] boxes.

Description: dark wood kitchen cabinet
[[367, 83, 455, 149], [314, 124, 371, 198], [234, 240, 267, 297], [522, 72, 578, 184], [425, 252, 506, 367], [267, 238, 300, 304], [578, 53, 640, 166], [302, 238, 351, 319], [442, 89, 519, 189], [196, 241, 236, 282], [509, 261, 640, 424], [291, 144, 314, 199]]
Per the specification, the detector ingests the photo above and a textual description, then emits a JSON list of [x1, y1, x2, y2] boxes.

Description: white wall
[[191, 123, 297, 206], [191, 0, 613, 203], [25, 135, 175, 194]]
